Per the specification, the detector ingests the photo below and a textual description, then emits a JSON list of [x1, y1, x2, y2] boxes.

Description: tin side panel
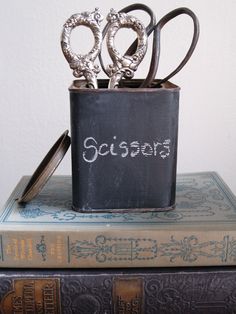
[[70, 87, 179, 211]]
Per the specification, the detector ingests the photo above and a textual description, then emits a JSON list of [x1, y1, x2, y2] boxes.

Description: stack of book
[[0, 171, 235, 313]]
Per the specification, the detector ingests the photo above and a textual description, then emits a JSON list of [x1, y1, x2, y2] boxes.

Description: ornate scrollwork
[[106, 9, 148, 88], [61, 8, 103, 88]]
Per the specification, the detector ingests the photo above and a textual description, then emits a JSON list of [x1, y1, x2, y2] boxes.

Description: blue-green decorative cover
[[3, 172, 235, 225], [0, 172, 236, 268]]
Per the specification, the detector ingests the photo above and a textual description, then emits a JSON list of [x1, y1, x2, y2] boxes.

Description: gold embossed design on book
[[0, 279, 61, 313], [113, 277, 143, 314]]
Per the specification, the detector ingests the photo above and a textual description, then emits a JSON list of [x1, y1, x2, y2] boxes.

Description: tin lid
[[18, 130, 71, 203]]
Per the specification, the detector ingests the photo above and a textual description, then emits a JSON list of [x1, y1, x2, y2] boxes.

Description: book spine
[[0, 268, 236, 313], [0, 228, 236, 268]]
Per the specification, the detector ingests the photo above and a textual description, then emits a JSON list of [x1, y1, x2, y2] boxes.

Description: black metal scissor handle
[[99, 5, 199, 88], [141, 7, 200, 87]]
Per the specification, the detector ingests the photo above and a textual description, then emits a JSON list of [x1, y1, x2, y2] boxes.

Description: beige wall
[[0, 0, 235, 207]]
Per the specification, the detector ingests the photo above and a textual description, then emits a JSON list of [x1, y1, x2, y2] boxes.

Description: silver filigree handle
[[106, 9, 148, 88], [61, 8, 103, 89]]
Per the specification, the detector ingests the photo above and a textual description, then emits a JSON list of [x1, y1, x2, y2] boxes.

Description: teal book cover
[[0, 172, 236, 268]]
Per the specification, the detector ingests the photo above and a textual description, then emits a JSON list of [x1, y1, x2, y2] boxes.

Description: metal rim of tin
[[70, 79, 180, 92], [18, 130, 71, 203]]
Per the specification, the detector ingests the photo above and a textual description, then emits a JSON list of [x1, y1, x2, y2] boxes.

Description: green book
[[0, 172, 235, 268]]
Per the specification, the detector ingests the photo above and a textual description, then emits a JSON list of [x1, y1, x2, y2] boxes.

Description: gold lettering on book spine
[[0, 279, 61, 314], [113, 277, 143, 314]]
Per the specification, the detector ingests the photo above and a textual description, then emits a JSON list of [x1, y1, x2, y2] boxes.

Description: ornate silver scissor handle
[[106, 9, 148, 88], [61, 8, 103, 89]]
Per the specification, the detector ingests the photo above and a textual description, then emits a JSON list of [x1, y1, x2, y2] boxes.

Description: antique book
[[0, 172, 235, 268], [0, 267, 236, 313]]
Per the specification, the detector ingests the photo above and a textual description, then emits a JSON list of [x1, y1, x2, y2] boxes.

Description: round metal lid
[[18, 130, 71, 203]]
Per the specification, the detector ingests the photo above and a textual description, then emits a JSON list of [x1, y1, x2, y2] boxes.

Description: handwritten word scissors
[[61, 8, 148, 89]]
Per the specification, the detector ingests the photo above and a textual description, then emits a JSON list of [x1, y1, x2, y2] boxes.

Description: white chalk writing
[[82, 136, 171, 163]]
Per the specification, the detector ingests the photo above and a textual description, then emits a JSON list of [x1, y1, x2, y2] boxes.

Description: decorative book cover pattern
[[1, 268, 236, 313], [3, 172, 236, 224], [0, 172, 235, 267]]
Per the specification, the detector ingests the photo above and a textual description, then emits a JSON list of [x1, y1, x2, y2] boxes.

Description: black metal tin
[[70, 79, 180, 212]]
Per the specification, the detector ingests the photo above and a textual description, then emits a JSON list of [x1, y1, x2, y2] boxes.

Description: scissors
[[100, 5, 199, 88], [141, 7, 200, 87], [61, 8, 148, 89]]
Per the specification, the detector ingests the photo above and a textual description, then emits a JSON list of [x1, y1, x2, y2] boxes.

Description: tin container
[[70, 79, 180, 212]]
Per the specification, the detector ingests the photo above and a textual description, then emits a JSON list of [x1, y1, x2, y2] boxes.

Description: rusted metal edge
[[71, 204, 176, 213], [18, 131, 71, 203], [69, 79, 180, 92]]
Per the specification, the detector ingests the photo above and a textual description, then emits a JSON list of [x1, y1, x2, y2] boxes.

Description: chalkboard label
[[82, 136, 171, 163], [70, 79, 179, 212]]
